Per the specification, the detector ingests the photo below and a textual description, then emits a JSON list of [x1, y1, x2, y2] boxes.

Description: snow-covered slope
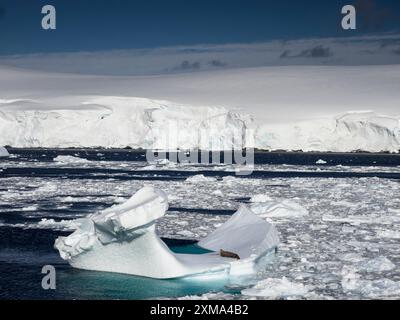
[[1, 65, 399, 152]]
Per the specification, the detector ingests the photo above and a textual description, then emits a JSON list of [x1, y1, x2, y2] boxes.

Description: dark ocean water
[[7, 148, 400, 167], [0, 149, 399, 300]]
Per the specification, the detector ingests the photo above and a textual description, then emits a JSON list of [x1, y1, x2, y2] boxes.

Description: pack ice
[[54, 187, 279, 279]]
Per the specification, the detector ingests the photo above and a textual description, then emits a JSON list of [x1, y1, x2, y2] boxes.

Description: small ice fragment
[[250, 194, 273, 203], [54, 155, 90, 163], [186, 175, 217, 183], [356, 256, 396, 273]]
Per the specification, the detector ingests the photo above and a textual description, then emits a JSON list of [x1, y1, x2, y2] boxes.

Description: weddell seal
[[220, 249, 240, 260]]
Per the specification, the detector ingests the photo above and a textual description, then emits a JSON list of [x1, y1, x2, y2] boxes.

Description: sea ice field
[[0, 149, 399, 299]]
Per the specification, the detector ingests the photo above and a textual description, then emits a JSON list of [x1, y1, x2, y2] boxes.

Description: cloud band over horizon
[[0, 33, 399, 76]]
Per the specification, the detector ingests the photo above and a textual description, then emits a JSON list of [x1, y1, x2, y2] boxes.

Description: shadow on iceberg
[[55, 187, 279, 279]]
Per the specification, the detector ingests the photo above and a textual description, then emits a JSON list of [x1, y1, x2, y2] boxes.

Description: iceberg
[[53, 155, 90, 164], [316, 159, 327, 165], [55, 186, 279, 279], [0, 146, 9, 157]]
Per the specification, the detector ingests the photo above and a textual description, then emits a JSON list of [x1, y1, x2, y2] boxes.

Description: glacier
[[0, 96, 399, 152], [0, 96, 250, 150], [256, 112, 400, 153], [1, 65, 400, 152], [54, 186, 279, 279]]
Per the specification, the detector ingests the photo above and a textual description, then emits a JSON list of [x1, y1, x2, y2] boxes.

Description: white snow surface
[[54, 186, 279, 279], [1, 65, 400, 152]]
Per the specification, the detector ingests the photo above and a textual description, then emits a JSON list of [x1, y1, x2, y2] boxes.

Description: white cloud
[[0, 33, 399, 75]]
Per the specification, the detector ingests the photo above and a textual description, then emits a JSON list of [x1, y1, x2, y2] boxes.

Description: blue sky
[[0, 0, 399, 55]]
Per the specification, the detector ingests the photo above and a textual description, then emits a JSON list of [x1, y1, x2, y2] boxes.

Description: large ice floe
[[0, 146, 9, 157], [54, 186, 279, 279]]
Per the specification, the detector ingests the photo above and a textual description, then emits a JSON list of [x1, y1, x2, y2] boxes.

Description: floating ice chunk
[[250, 194, 273, 203], [251, 199, 309, 218], [330, 200, 359, 208], [55, 186, 279, 279], [186, 175, 217, 183], [212, 190, 224, 197], [341, 266, 400, 298], [341, 267, 362, 292], [316, 159, 327, 165], [176, 230, 196, 238], [0, 146, 9, 158], [338, 253, 365, 263], [54, 155, 90, 163], [241, 277, 308, 298], [21, 205, 39, 211], [222, 176, 239, 184], [177, 292, 236, 300], [148, 158, 177, 168], [376, 229, 400, 239], [37, 218, 82, 231], [356, 256, 396, 273]]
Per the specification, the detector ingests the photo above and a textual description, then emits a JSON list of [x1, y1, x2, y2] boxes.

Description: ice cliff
[[256, 112, 400, 152], [54, 186, 280, 279], [0, 96, 250, 150], [0, 96, 399, 152]]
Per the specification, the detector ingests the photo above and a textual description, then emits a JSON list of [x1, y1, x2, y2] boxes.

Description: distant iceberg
[[55, 186, 279, 279], [0, 146, 9, 157], [53, 155, 90, 164]]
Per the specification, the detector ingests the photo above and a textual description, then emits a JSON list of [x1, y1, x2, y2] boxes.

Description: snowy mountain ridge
[[1, 96, 399, 152]]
